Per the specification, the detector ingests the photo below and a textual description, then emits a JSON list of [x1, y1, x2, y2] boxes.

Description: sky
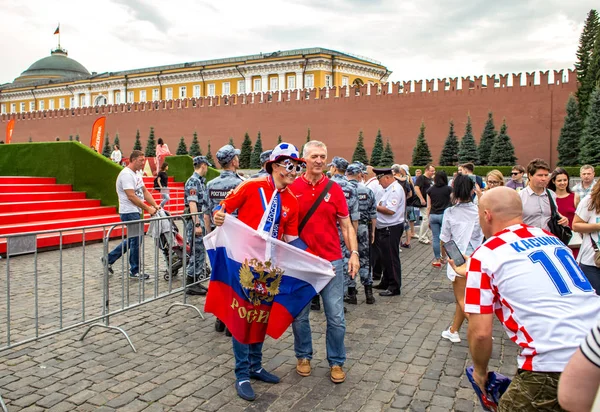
[[0, 0, 596, 85]]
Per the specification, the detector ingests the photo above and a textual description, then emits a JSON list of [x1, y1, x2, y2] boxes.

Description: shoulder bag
[[298, 180, 334, 235], [546, 189, 573, 245]]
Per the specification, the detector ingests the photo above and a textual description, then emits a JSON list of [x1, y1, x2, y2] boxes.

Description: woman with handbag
[[549, 168, 581, 258], [573, 183, 600, 295]]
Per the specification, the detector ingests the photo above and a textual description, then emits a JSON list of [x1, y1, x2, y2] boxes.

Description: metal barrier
[[0, 212, 208, 356], [0, 394, 6, 412]]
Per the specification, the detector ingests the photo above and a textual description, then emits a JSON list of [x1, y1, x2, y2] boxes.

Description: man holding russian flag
[[205, 143, 336, 401]]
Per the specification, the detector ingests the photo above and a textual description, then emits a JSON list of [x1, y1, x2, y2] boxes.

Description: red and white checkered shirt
[[465, 223, 600, 372]]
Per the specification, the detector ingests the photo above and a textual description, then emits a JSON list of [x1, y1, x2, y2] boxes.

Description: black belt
[[376, 223, 403, 231]]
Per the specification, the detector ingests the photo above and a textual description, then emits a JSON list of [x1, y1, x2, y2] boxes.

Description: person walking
[[414, 164, 434, 244], [154, 162, 170, 208], [426, 170, 452, 268], [549, 167, 581, 258], [110, 144, 122, 164], [572, 164, 597, 200], [155, 138, 172, 172], [291, 140, 359, 384], [103, 150, 159, 279]]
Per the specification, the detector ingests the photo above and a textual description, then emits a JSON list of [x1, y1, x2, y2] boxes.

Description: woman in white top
[[572, 183, 600, 295], [110, 144, 122, 164], [439, 175, 484, 343]]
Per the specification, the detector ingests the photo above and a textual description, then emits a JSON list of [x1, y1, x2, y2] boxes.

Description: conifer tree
[[277, 135, 282, 144], [145, 127, 157, 157], [489, 120, 517, 165], [478, 112, 497, 165], [205, 140, 214, 165], [75, 134, 80, 142], [575, 10, 600, 120], [439, 120, 460, 166], [176, 137, 188, 155], [370, 129, 384, 166], [114, 133, 120, 148], [580, 88, 600, 165], [250, 131, 263, 168], [301, 128, 311, 156], [411, 122, 432, 166], [189, 131, 201, 156], [68, 135, 73, 141], [133, 129, 142, 151], [458, 115, 479, 164], [380, 138, 395, 166], [352, 130, 369, 164], [102, 133, 111, 157], [557, 95, 583, 166], [240, 132, 253, 168], [228, 137, 235, 147]]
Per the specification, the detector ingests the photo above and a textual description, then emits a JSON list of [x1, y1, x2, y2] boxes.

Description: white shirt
[[110, 150, 122, 163], [366, 177, 384, 203], [117, 167, 145, 214], [575, 196, 600, 267], [376, 180, 405, 228], [465, 223, 600, 372]]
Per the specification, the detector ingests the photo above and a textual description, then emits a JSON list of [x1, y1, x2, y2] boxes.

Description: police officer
[[250, 150, 272, 178], [206, 144, 243, 332], [329, 157, 359, 303], [184, 156, 211, 296], [345, 163, 377, 304], [373, 167, 405, 297]]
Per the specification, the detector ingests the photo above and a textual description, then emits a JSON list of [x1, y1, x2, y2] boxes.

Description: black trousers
[[375, 223, 403, 292]]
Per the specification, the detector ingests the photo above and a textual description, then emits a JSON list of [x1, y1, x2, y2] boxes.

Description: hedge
[[164, 155, 220, 183], [409, 165, 599, 177]]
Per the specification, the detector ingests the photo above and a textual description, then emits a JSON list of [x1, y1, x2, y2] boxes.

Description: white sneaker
[[441, 328, 461, 343]]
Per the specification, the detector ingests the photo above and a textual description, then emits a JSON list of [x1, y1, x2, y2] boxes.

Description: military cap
[[216, 144, 241, 166], [193, 156, 212, 167], [259, 150, 273, 166], [327, 156, 349, 171], [353, 161, 367, 173], [373, 167, 394, 178], [346, 163, 363, 176]]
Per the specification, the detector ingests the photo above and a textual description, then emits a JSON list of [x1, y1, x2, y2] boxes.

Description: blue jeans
[[159, 188, 170, 208], [292, 258, 346, 366], [429, 213, 444, 259], [107, 212, 143, 275], [232, 337, 264, 382]]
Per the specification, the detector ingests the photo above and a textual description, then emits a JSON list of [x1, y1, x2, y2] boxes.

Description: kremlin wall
[[1, 69, 577, 166]]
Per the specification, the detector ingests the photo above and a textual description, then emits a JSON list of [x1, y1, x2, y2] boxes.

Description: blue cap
[[327, 156, 349, 171], [216, 144, 241, 166], [346, 163, 363, 176], [352, 161, 367, 173], [259, 150, 273, 165], [193, 156, 212, 167]]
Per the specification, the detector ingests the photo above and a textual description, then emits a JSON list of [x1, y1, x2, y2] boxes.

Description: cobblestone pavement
[[0, 236, 520, 411]]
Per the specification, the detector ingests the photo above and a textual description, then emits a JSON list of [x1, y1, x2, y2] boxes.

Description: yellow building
[[0, 47, 390, 114]]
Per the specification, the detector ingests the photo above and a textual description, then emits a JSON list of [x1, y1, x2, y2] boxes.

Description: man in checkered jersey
[[450, 186, 600, 411]]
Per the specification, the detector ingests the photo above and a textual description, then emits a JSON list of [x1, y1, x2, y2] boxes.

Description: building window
[[59, 98, 65, 109], [69, 97, 75, 108], [287, 76, 296, 89], [30, 101, 35, 111], [1, 104, 5, 114], [179, 86, 187, 98], [20, 102, 25, 112], [325, 75, 332, 87], [127, 91, 134, 102], [81, 95, 88, 106], [237, 80, 245, 94], [193, 85, 201, 97], [38, 101, 44, 111], [49, 100, 55, 110], [166, 88, 173, 100], [222, 82, 230, 95], [140, 90, 147, 102], [269, 77, 278, 91], [115, 92, 121, 104], [253, 79, 261, 92], [342, 76, 349, 87], [304, 74, 314, 88], [208, 84, 215, 96], [152, 88, 159, 100]]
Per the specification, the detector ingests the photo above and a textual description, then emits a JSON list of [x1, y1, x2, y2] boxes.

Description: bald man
[[451, 187, 600, 411]]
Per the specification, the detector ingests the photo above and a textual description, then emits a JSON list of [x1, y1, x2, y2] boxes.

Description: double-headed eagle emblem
[[239, 258, 284, 306]]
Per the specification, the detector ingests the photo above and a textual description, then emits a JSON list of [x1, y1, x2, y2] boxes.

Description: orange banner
[[90, 116, 106, 152], [6, 119, 15, 144]]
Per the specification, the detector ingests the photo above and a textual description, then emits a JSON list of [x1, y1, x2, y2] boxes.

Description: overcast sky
[[1, 0, 596, 85]]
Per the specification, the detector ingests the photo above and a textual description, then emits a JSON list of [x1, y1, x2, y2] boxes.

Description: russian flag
[[203, 215, 335, 344]]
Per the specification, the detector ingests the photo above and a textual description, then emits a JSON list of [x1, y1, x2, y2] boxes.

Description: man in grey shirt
[[519, 158, 568, 231]]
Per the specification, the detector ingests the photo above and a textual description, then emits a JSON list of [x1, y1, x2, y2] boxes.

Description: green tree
[[133, 129, 142, 151], [114, 133, 120, 148], [411, 122, 432, 166], [370, 129, 384, 166], [576, 10, 600, 120], [75, 134, 80, 142], [228, 137, 235, 147], [145, 127, 157, 157], [301, 128, 311, 156], [380, 138, 395, 166], [352, 130, 369, 164], [458, 115, 479, 164], [176, 136, 188, 155], [478, 112, 497, 165], [68, 135, 73, 141], [489, 120, 517, 165], [205, 140, 214, 165], [189, 131, 201, 156], [250, 131, 263, 168], [277, 135, 282, 144], [557, 95, 583, 166], [580, 88, 600, 164], [239, 132, 253, 168], [102, 133, 111, 157], [439, 120, 460, 166]]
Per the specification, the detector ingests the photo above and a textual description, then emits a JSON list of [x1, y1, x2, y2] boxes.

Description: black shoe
[[365, 285, 375, 304], [310, 295, 321, 311], [186, 283, 207, 296], [379, 289, 401, 297], [215, 319, 226, 332], [225, 328, 232, 337], [343, 287, 357, 305], [373, 283, 388, 290], [101, 257, 114, 275]]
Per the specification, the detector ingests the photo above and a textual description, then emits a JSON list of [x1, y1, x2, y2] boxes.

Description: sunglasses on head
[[276, 161, 303, 173]]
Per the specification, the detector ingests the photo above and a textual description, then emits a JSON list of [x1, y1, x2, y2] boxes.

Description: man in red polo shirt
[[290, 140, 359, 384]]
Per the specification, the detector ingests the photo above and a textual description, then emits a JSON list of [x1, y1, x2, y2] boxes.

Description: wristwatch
[[351, 250, 359, 256]]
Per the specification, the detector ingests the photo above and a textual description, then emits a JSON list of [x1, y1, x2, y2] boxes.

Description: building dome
[[14, 48, 90, 83]]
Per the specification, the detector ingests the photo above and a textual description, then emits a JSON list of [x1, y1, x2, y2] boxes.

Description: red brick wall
[[1, 70, 577, 167]]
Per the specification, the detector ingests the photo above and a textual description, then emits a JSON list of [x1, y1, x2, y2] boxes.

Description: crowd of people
[[102, 145, 600, 409]]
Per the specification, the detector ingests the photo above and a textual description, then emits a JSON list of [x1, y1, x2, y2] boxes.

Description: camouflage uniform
[[349, 179, 376, 287], [184, 165, 210, 280], [250, 150, 272, 179], [206, 145, 244, 222]]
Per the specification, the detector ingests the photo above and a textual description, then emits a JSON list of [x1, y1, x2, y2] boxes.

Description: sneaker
[[432, 261, 442, 268], [235, 380, 255, 401], [101, 257, 114, 275], [296, 359, 311, 377], [250, 368, 280, 383], [401, 243, 411, 249], [419, 239, 431, 245], [441, 328, 461, 343], [330, 365, 346, 383], [130, 272, 150, 280]]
